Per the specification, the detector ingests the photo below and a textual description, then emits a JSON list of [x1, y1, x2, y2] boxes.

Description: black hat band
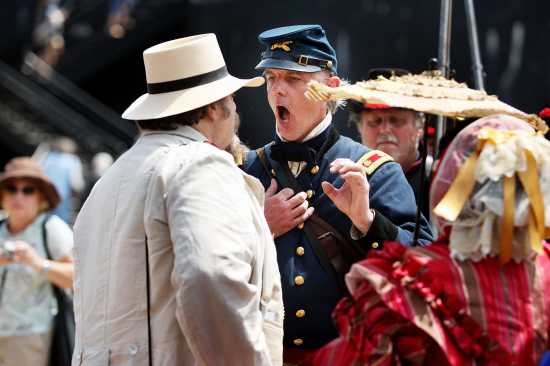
[[147, 66, 228, 94], [261, 51, 333, 71]]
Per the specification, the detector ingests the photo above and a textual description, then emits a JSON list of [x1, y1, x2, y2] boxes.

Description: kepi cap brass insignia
[[270, 41, 293, 52]]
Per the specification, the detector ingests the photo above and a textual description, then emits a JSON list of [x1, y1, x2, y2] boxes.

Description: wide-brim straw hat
[[0, 157, 61, 209], [122, 34, 264, 120], [306, 71, 549, 133]]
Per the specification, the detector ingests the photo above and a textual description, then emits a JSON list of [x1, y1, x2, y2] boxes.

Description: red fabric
[[314, 240, 550, 366], [284, 347, 319, 365], [363, 103, 391, 109], [539, 108, 550, 119]]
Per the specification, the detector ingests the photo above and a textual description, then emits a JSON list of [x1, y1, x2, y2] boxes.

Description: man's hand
[[321, 159, 374, 234], [264, 179, 314, 238]]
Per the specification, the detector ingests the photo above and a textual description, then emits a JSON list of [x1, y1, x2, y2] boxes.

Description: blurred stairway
[[0, 56, 136, 161], [0, 0, 192, 163]]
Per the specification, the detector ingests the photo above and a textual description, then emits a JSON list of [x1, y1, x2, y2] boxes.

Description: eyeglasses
[[364, 116, 409, 129], [4, 185, 37, 196]]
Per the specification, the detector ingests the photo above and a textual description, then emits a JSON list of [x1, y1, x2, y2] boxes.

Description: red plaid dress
[[314, 239, 550, 366]]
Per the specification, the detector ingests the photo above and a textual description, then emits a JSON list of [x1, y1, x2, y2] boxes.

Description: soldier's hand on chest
[[264, 178, 315, 239], [321, 159, 374, 234]]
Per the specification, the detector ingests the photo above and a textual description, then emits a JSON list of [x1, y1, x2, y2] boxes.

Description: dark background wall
[[2, 0, 549, 152]]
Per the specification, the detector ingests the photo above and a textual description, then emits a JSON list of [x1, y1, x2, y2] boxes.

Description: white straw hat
[[306, 71, 548, 133], [122, 34, 264, 120]]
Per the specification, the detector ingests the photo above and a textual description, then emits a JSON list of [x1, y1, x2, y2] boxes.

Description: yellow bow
[[433, 128, 546, 264]]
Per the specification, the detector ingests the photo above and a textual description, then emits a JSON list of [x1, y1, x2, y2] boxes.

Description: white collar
[[140, 125, 208, 142], [277, 113, 332, 142]]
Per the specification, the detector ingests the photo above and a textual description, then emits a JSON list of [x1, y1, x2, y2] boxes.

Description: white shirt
[[0, 214, 73, 336]]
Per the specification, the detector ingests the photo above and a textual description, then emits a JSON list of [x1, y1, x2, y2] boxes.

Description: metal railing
[[0, 58, 136, 156]]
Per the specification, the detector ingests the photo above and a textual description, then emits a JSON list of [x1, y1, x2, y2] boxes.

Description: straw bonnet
[[306, 70, 549, 133], [0, 157, 61, 209], [122, 33, 264, 120]]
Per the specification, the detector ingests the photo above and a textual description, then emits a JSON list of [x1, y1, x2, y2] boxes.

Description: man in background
[[37, 136, 84, 224], [348, 68, 430, 219]]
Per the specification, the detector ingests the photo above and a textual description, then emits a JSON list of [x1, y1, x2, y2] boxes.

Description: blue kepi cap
[[256, 24, 337, 74]]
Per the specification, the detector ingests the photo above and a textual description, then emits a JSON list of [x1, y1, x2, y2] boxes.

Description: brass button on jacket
[[371, 242, 379, 249], [294, 275, 305, 286], [293, 338, 304, 346], [295, 309, 306, 318], [310, 165, 320, 175], [295, 246, 305, 256]]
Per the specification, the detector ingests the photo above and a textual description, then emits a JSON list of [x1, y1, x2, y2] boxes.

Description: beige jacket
[[72, 126, 284, 366]]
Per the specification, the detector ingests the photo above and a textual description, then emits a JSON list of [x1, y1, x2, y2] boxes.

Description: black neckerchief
[[270, 125, 339, 167]]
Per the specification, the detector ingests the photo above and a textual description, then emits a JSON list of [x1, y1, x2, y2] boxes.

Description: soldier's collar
[[276, 112, 332, 143]]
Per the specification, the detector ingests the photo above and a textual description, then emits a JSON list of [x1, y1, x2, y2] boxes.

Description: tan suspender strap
[[255, 147, 271, 174], [357, 150, 394, 176]]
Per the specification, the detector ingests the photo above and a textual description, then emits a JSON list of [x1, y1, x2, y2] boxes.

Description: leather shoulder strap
[[357, 150, 394, 176], [255, 143, 275, 177], [268, 158, 340, 276], [255, 147, 270, 174], [41, 214, 53, 260], [268, 157, 360, 294]]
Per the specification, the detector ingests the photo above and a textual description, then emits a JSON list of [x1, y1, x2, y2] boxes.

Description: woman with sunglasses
[[0, 157, 74, 366]]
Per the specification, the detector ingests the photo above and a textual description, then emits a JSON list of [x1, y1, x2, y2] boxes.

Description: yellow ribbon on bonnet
[[433, 128, 547, 264]]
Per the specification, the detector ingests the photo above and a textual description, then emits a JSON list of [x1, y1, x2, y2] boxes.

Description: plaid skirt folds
[[314, 240, 550, 366]]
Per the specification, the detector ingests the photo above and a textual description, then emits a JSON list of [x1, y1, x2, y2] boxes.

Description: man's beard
[[225, 113, 248, 164], [233, 111, 241, 132]]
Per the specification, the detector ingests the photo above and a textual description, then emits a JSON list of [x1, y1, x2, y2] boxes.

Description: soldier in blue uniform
[[241, 24, 433, 365]]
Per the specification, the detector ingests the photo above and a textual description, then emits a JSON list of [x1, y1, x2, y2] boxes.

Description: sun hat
[[0, 157, 61, 209], [430, 115, 550, 263], [306, 71, 548, 133], [122, 33, 264, 120]]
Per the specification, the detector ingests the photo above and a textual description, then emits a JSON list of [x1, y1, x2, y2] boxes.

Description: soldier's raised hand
[[321, 159, 374, 234], [264, 179, 314, 238]]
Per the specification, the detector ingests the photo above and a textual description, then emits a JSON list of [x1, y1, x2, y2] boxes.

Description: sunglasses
[[4, 185, 37, 196]]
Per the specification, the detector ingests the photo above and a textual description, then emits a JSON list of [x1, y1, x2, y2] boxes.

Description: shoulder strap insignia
[[357, 150, 394, 176]]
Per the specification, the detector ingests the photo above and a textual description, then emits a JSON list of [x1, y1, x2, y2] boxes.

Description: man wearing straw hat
[[348, 68, 431, 220], [242, 24, 433, 364], [72, 34, 283, 366]]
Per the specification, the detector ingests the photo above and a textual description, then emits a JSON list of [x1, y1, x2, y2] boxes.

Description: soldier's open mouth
[[277, 106, 290, 122]]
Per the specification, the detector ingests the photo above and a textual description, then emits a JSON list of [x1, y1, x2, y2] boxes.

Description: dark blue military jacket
[[242, 126, 433, 349]]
